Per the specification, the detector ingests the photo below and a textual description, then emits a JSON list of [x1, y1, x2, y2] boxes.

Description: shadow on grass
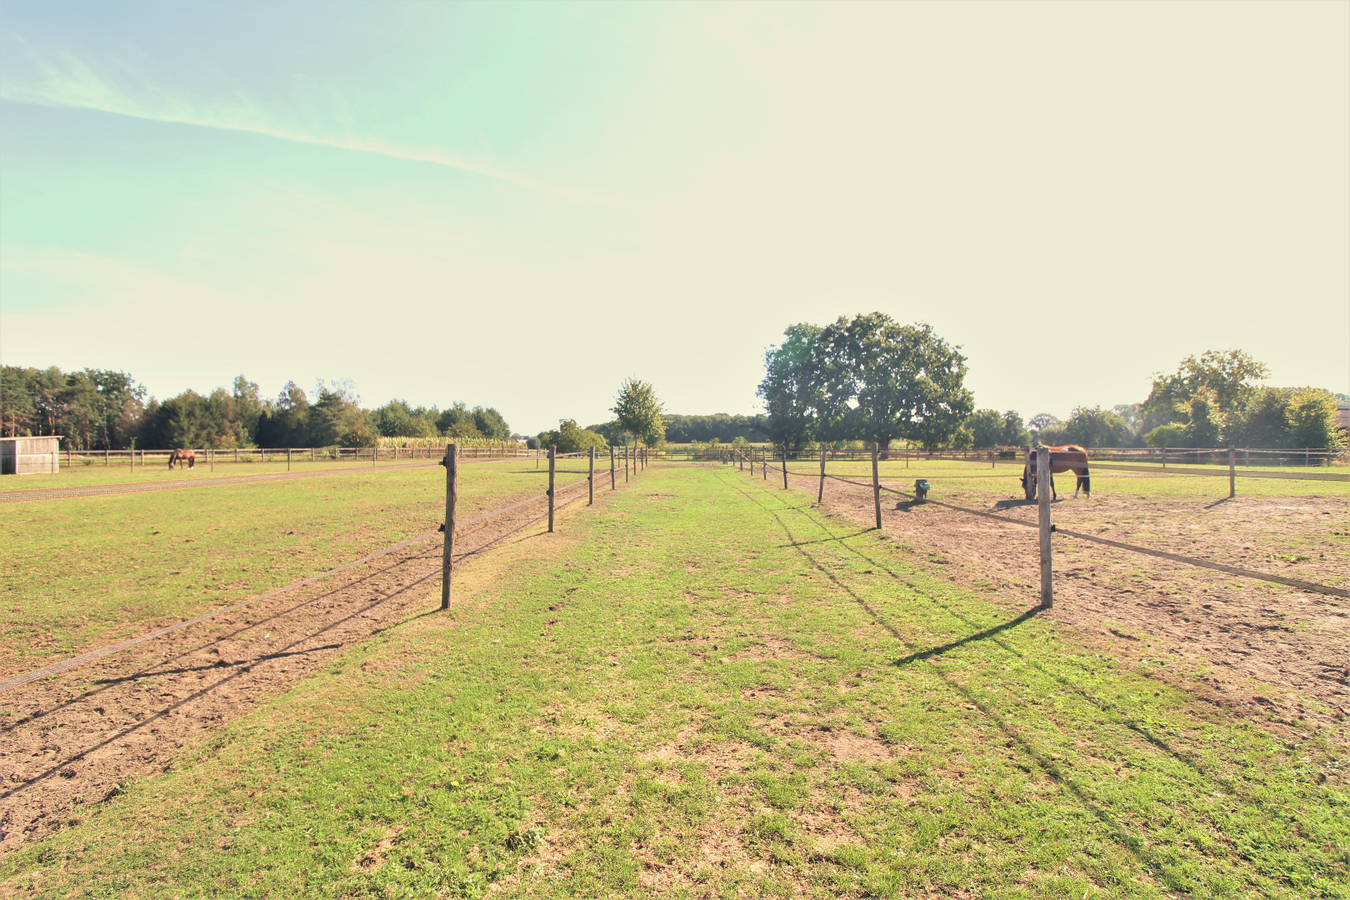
[[717, 469, 1250, 896], [891, 608, 1041, 667]]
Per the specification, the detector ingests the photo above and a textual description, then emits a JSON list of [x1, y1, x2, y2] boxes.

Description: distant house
[[0, 436, 61, 475], [1336, 405, 1350, 436]]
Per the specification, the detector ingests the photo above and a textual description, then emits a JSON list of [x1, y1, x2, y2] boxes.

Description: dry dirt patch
[[786, 469, 1350, 741]]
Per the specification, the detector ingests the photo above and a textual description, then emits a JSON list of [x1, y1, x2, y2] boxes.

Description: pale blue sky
[[2, 1, 1347, 433]]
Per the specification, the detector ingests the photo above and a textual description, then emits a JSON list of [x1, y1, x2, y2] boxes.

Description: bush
[[1143, 424, 1188, 448]]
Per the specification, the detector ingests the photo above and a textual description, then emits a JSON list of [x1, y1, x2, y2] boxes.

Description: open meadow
[[1, 462, 1346, 898]]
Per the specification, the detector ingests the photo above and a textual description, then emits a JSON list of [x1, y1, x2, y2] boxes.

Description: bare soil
[[0, 481, 594, 854], [781, 467, 1350, 747]]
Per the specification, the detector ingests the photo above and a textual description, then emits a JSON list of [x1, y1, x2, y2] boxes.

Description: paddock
[[762, 456, 1350, 728]]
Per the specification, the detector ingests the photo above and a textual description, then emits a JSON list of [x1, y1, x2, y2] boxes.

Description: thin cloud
[[1, 46, 639, 210]]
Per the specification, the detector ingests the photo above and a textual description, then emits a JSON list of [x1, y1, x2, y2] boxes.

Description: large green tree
[[757, 323, 823, 452], [812, 314, 973, 454], [1143, 349, 1268, 429], [611, 378, 666, 448]]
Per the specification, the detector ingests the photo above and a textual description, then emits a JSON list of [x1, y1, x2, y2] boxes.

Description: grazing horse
[[168, 448, 196, 470], [1022, 445, 1090, 500]]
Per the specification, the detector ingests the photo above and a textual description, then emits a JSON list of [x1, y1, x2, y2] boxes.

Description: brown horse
[[1022, 445, 1090, 500], [168, 448, 196, 470]]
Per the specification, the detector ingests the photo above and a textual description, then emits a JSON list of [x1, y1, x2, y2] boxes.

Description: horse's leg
[[1050, 473, 1057, 501]]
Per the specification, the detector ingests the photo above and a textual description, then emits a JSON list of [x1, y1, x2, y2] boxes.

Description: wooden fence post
[[1229, 446, 1236, 498], [210, 448, 214, 472], [235, 448, 239, 463], [781, 446, 788, 490], [872, 442, 882, 529], [589, 446, 595, 505], [818, 446, 826, 502], [548, 446, 557, 533], [762, 447, 767, 480], [105, 448, 109, 467], [1037, 445, 1053, 609], [625, 445, 630, 483], [287, 448, 291, 472], [441, 444, 458, 609], [610, 444, 617, 490]]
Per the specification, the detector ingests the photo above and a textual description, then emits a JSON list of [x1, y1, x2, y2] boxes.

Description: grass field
[[3, 465, 1344, 898], [0, 459, 591, 675], [1, 458, 431, 491]]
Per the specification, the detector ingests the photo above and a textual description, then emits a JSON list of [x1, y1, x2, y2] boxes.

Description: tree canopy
[[611, 378, 667, 447]]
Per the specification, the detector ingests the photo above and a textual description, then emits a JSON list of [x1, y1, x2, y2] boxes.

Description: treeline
[[756, 317, 1345, 452], [1000, 350, 1345, 451], [0, 366, 513, 450]]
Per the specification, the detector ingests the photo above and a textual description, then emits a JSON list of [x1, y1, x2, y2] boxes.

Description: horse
[[168, 448, 196, 470], [1022, 445, 1090, 500]]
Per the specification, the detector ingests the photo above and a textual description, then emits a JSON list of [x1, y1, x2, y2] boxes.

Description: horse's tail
[[1078, 465, 1090, 495]]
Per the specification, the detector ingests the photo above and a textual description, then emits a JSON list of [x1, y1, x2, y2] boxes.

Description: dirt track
[[0, 478, 596, 853], [764, 464, 1350, 747]]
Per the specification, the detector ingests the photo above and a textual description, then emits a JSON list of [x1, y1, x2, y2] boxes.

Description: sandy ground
[[764, 463, 1350, 749], [0, 480, 596, 854]]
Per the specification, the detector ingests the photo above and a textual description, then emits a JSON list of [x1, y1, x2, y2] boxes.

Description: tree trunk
[[877, 437, 892, 461]]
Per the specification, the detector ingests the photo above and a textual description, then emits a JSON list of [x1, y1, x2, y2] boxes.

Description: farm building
[[0, 436, 61, 475]]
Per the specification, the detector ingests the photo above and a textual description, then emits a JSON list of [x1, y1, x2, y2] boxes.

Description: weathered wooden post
[[589, 446, 595, 505], [1037, 445, 1053, 609], [818, 446, 826, 502], [441, 444, 458, 610], [762, 447, 767, 480], [287, 448, 291, 471], [624, 445, 630, 483], [548, 446, 557, 533], [1161, 446, 1167, 469], [610, 444, 616, 490], [105, 448, 109, 466], [235, 448, 239, 463], [1229, 446, 1236, 498], [872, 442, 882, 530], [311, 448, 315, 462], [781, 446, 788, 490], [210, 448, 214, 472]]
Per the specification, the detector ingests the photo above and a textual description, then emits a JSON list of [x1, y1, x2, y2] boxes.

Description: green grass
[[0, 460, 587, 672], [3, 465, 1345, 898]]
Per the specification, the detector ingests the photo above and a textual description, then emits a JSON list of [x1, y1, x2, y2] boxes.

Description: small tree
[[967, 409, 1004, 448], [611, 378, 666, 449], [541, 419, 609, 454], [1001, 410, 1031, 448], [1286, 389, 1345, 450]]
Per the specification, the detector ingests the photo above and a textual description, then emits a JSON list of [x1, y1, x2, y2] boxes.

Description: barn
[[0, 436, 61, 475]]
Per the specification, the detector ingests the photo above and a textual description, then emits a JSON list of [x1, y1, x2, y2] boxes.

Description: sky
[[2, 1, 1347, 435]]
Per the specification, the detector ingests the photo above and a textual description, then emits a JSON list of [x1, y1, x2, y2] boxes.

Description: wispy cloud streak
[[1, 45, 638, 209]]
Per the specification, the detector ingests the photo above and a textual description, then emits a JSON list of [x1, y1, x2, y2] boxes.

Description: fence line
[[742, 442, 1350, 604], [2, 447, 627, 693]]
